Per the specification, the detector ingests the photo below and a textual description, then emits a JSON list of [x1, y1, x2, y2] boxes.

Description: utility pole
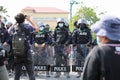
[[70, 0, 79, 27]]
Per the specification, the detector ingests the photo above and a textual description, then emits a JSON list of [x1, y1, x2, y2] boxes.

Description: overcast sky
[[0, 0, 120, 22]]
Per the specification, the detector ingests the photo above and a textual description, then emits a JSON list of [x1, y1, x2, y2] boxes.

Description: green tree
[[73, 6, 100, 25], [0, 6, 9, 22], [69, 3, 105, 41], [70, 3, 105, 31]]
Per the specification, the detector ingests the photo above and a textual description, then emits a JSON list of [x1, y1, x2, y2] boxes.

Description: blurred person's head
[[0, 15, 5, 29], [6, 22, 13, 29], [74, 21, 78, 28], [44, 24, 50, 32], [77, 18, 88, 30], [15, 13, 26, 23], [91, 16, 120, 44], [37, 21, 45, 31], [57, 18, 65, 28], [64, 19, 69, 29]]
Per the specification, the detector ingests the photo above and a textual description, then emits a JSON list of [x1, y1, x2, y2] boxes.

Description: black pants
[[75, 44, 84, 66], [54, 45, 70, 76], [55, 53, 68, 66], [54, 45, 68, 66], [14, 50, 35, 80]]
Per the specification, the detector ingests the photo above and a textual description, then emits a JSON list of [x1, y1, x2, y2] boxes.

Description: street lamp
[[70, 0, 79, 26]]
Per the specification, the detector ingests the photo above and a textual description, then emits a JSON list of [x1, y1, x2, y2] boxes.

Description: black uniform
[[0, 22, 6, 30], [45, 30, 54, 65], [0, 27, 10, 80], [72, 27, 92, 58], [71, 27, 92, 77], [0, 27, 10, 66], [72, 28, 92, 45], [81, 41, 120, 80], [33, 30, 51, 65], [52, 25, 70, 78]]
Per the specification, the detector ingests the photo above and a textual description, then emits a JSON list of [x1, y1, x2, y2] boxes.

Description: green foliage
[[68, 3, 105, 40], [69, 3, 105, 31], [0, 6, 8, 13], [0, 6, 9, 22], [73, 6, 100, 25]]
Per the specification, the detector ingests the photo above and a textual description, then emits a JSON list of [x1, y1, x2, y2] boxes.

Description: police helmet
[[45, 24, 50, 29], [37, 21, 44, 27], [6, 22, 13, 26], [65, 21, 69, 28], [44, 24, 50, 31], [77, 18, 87, 25], [64, 20, 68, 26], [57, 18, 65, 23], [37, 21, 45, 31]]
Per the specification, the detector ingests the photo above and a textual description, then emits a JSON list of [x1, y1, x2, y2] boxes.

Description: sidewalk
[[9, 72, 81, 80]]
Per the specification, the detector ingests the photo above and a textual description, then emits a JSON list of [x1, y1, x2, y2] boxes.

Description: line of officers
[[32, 18, 92, 78], [0, 14, 97, 79], [30, 17, 93, 78]]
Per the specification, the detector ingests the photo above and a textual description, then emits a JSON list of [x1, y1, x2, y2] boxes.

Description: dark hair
[[74, 21, 77, 26], [15, 13, 26, 23]]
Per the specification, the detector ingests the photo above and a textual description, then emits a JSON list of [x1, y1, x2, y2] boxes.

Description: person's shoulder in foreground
[[81, 15, 120, 80]]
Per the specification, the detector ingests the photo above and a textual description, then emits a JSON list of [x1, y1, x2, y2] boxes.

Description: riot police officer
[[0, 15, 6, 30], [53, 18, 70, 78], [0, 15, 10, 80], [72, 18, 92, 78], [44, 23, 54, 75], [6, 22, 13, 30], [77, 18, 92, 57], [33, 22, 52, 77]]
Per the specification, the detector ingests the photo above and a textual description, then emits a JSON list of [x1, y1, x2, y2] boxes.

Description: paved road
[[9, 72, 81, 80]]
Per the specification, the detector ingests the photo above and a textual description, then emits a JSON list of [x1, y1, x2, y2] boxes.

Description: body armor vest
[[55, 28, 68, 44], [76, 29, 89, 44], [35, 32, 46, 44]]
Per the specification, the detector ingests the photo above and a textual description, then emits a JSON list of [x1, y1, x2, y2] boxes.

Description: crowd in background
[[0, 13, 98, 80]]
